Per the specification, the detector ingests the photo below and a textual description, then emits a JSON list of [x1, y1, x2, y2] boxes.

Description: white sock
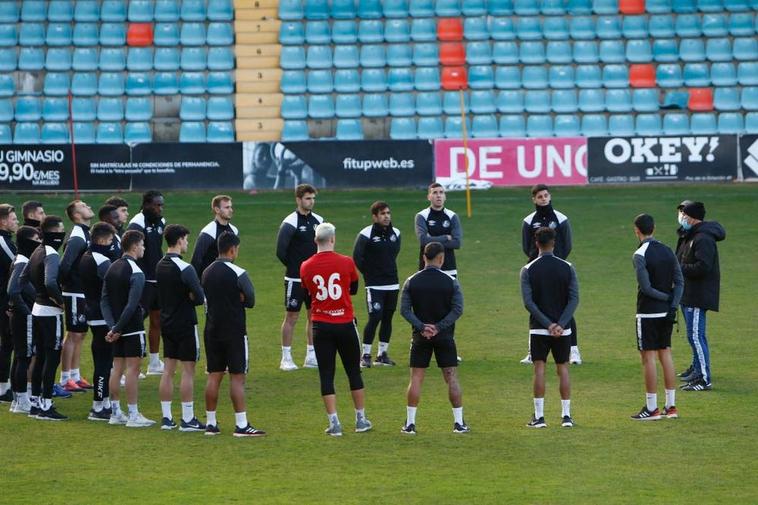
[[71, 368, 81, 381], [30, 395, 39, 407], [161, 401, 172, 420], [534, 398, 544, 419], [328, 412, 340, 426], [570, 346, 579, 353], [41, 397, 52, 410], [561, 399, 571, 417], [60, 370, 70, 384], [306, 344, 315, 354], [362, 344, 372, 355], [235, 411, 248, 429], [281, 346, 292, 359], [112, 400, 121, 415], [378, 341, 389, 355], [452, 407, 464, 425], [93, 400, 103, 411], [355, 408, 365, 421], [206, 410, 217, 426], [406, 406, 417, 425], [26, 381, 31, 393], [646, 393, 657, 412], [149, 353, 160, 366], [127, 403, 138, 416], [17, 392, 28, 403], [665, 389, 676, 408], [0, 382, 8, 395], [181, 402, 194, 423], [103, 397, 111, 409]]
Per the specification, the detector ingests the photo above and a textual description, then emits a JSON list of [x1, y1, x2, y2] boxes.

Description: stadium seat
[[128, 0, 154, 22], [72, 72, 97, 96], [622, 16, 648, 38], [653, 39, 679, 62], [573, 41, 599, 63], [180, 97, 207, 120], [746, 113, 758, 132], [0, 76, 13, 98], [463, 0, 488, 15], [42, 98, 69, 121], [99, 47, 126, 71], [596, 16, 622, 39], [418, 117, 444, 139], [650, 15, 676, 37], [576, 65, 602, 88], [306, 45, 332, 69], [306, 70, 331, 93], [701, 13, 728, 36], [488, 0, 515, 15], [743, 87, 758, 110], [684, 63, 711, 86], [335, 119, 364, 140], [98, 72, 125, 96], [359, 0, 384, 18], [632, 89, 659, 111], [21, 1, 47, 22], [499, 114, 526, 137], [436, 91, 466, 115], [207, 97, 235, 120], [519, 41, 545, 64], [362, 93, 388, 117], [444, 116, 472, 138], [41, 123, 70, 144], [101, 1, 127, 21], [472, 115, 499, 138], [180, 72, 206, 95], [738, 62, 758, 85], [711, 62, 738, 85], [332, 20, 357, 43], [647, 0, 673, 12], [438, 18, 463, 41], [73, 23, 99, 46], [514, 0, 540, 14], [155, 23, 181, 46], [522, 66, 548, 89], [15, 98, 41, 122], [469, 66, 494, 89], [516, 18, 542, 40], [544, 18, 570, 41], [525, 90, 551, 112], [0, 49, 16, 72], [181, 23, 206, 46], [390, 93, 416, 116], [582, 114, 608, 135], [279, 0, 304, 20], [281, 70, 307, 94], [207, 122, 235, 142], [496, 90, 524, 112], [127, 48, 153, 71], [126, 73, 152, 95], [154, 47, 180, 70], [593, 0, 618, 12], [470, 90, 496, 113], [569, 0, 594, 13], [717, 112, 744, 133], [599, 40, 625, 62], [19, 48, 44, 71], [383, 0, 410, 17], [579, 89, 606, 111], [493, 42, 519, 64], [75, 1, 100, 22], [690, 113, 718, 133], [0, 2, 18, 23], [697, 0, 722, 10], [100, 23, 127, 46], [334, 69, 360, 92], [608, 114, 634, 135], [675, 14, 702, 36], [335, 94, 361, 117], [387, 44, 412, 67], [626, 40, 653, 62], [606, 64, 631, 87], [306, 94, 334, 119], [663, 90, 689, 109], [714, 87, 740, 110], [464, 17, 489, 40], [71, 98, 96, 121], [442, 67, 467, 90], [689, 87, 714, 110], [570, 17, 595, 39], [46, 48, 72, 71], [527, 115, 553, 137], [282, 120, 308, 140], [305, 21, 330, 44], [657, 64, 684, 87], [390, 117, 417, 139], [13, 123, 40, 144], [606, 89, 633, 111], [663, 114, 690, 134], [19, 24, 45, 46], [552, 90, 578, 112], [466, 42, 492, 65], [0, 25, 17, 47], [0, 124, 11, 143], [207, 47, 234, 70], [554, 115, 581, 136], [180, 48, 207, 72], [441, 43, 466, 66], [331, 0, 356, 18], [361, 68, 387, 92], [436, 0, 462, 16], [124, 122, 152, 143], [674, 0, 697, 9], [490, 18, 515, 40], [410, 18, 436, 42], [385, 19, 411, 42], [707, 38, 733, 61], [334, 46, 359, 68], [47, 23, 73, 46], [409, 0, 434, 16], [494, 66, 521, 89], [416, 92, 442, 115], [680, 39, 706, 61], [413, 43, 439, 66], [182, 0, 207, 21], [44, 73, 70, 96], [208, 0, 235, 21], [97, 97, 124, 121], [733, 38, 758, 60], [179, 122, 205, 142], [635, 114, 662, 135], [360, 45, 386, 67]]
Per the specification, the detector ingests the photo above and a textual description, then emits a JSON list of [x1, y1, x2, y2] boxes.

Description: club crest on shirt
[[299, 225, 308, 232], [389, 234, 397, 242], [442, 220, 450, 228], [372, 302, 381, 311], [289, 299, 299, 307]]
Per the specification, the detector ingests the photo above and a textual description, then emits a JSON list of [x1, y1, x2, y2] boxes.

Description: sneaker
[[303, 353, 318, 369], [0, 390, 12, 403], [527, 416, 547, 428], [11, 398, 31, 414], [453, 421, 471, 434], [109, 411, 128, 425], [161, 417, 177, 430], [681, 379, 712, 391], [561, 415, 574, 428], [680, 371, 700, 383], [373, 352, 396, 366], [569, 347, 583, 365], [120, 373, 147, 387], [146, 360, 165, 376], [126, 412, 156, 428], [324, 423, 343, 437], [179, 417, 207, 432], [76, 378, 93, 389], [663, 406, 679, 419], [63, 379, 85, 393], [677, 366, 694, 378], [457, 355, 463, 363], [28, 405, 41, 418], [279, 356, 298, 371], [9, 399, 16, 411], [37, 406, 68, 421], [520, 353, 533, 365], [52, 383, 73, 398], [233, 424, 266, 437], [401, 423, 416, 435], [205, 424, 221, 436], [360, 353, 372, 368], [355, 417, 373, 433], [88, 408, 111, 422], [630, 406, 661, 421]]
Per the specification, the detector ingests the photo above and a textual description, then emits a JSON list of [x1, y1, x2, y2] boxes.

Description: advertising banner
[[740, 135, 758, 181], [587, 136, 739, 184], [242, 140, 434, 190], [433, 138, 588, 188]]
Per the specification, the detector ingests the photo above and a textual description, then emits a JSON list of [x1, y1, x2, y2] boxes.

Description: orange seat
[[630, 64, 655, 87], [437, 18, 463, 41], [127, 23, 154, 46], [619, 0, 645, 14], [689, 88, 714, 111], [442, 66, 468, 90], [440, 43, 465, 66]]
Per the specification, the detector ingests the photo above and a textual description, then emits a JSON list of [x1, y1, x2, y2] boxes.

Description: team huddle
[[0, 183, 724, 436]]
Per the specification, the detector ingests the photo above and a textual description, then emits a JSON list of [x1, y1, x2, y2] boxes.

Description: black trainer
[[527, 416, 547, 428], [401, 423, 416, 435], [179, 417, 207, 432], [161, 417, 177, 430], [677, 366, 694, 378], [680, 370, 700, 383], [233, 424, 266, 437], [37, 406, 68, 421], [373, 352, 396, 366], [681, 379, 712, 391], [630, 406, 661, 421], [88, 409, 111, 422], [360, 353, 372, 368], [561, 415, 574, 428], [28, 405, 40, 418], [205, 424, 220, 436], [0, 390, 12, 403], [453, 421, 470, 434]]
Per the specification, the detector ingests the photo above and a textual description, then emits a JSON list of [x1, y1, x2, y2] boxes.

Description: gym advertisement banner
[[242, 140, 434, 190], [740, 135, 758, 181], [587, 136, 739, 184], [434, 138, 588, 189]]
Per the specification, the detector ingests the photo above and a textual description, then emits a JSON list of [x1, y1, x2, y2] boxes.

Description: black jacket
[[677, 221, 725, 311], [353, 223, 401, 288]]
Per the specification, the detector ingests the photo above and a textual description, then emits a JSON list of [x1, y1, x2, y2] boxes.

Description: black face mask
[[18, 236, 41, 258], [43, 231, 66, 251], [535, 202, 554, 215], [91, 242, 117, 260], [24, 219, 41, 228]]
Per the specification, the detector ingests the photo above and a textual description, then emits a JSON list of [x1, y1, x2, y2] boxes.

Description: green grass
[[2, 185, 758, 504]]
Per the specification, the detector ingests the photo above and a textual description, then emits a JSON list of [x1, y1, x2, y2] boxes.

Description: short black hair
[[16, 225, 40, 243], [41, 215, 63, 232], [423, 241, 445, 260], [218, 231, 240, 254], [65, 200, 82, 221], [531, 184, 549, 196], [534, 227, 556, 246], [90, 222, 117, 243], [98, 204, 118, 221], [22, 200, 43, 217], [105, 196, 128, 208], [122, 230, 144, 253], [141, 190, 163, 208], [164, 224, 190, 247], [370, 201, 390, 216], [428, 182, 443, 192], [634, 214, 655, 235]]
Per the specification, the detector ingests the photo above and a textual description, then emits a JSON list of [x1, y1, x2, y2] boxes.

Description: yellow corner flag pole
[[459, 87, 472, 218]]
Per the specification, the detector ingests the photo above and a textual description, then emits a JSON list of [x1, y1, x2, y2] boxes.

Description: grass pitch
[[2, 184, 757, 505]]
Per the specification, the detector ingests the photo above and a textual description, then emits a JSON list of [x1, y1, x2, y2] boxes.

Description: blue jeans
[[681, 306, 710, 383]]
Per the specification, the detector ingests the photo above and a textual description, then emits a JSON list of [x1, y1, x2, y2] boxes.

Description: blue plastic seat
[[499, 115, 525, 137], [101, 1, 127, 21], [663, 114, 689, 134], [0, 49, 16, 71], [579, 89, 606, 111], [182, 47, 208, 70], [653, 39, 679, 62], [728, 13, 755, 36], [413, 43, 439, 66], [649, 15, 675, 37], [334, 69, 360, 92], [0, 25, 17, 47], [471, 115, 498, 138], [15, 98, 41, 121], [603, 65, 628, 87], [679, 38, 705, 62], [525, 90, 551, 112], [635, 114, 662, 135], [44, 73, 70, 96], [97, 97, 124, 121], [0, 76, 13, 97], [154, 47, 180, 70], [179, 72, 206, 94], [306, 45, 332, 69], [385, 19, 411, 42], [522, 66, 548, 89], [436, 0, 462, 16], [0, 2, 18, 23], [415, 92, 442, 115], [279, 0, 304, 20], [181, 22, 206, 46], [330, 20, 356, 43], [409, 0, 435, 17], [711, 62, 738, 85], [42, 98, 69, 121], [527, 115, 553, 137], [464, 17, 489, 40], [303, 70, 329, 93], [606, 89, 633, 112], [71, 122, 94, 143], [494, 66, 520, 89], [738, 62, 758, 85], [516, 18, 542, 40], [608, 114, 634, 135], [13, 123, 40, 144], [724, 0, 750, 9], [662, 90, 689, 109], [334, 46, 359, 68], [718, 112, 744, 133], [684, 63, 711, 86], [46, 48, 72, 71], [593, 0, 619, 13], [387, 44, 412, 67], [546, 66, 573, 89], [707, 38, 732, 61], [734, 38, 758, 60], [128, 0, 154, 22], [73, 23, 99, 46], [360, 45, 385, 67], [701, 13, 727, 36], [469, 66, 494, 89], [743, 87, 758, 110], [178, 122, 206, 142], [417, 117, 444, 139], [463, 0, 487, 14], [208, 47, 234, 70], [690, 113, 718, 133], [657, 64, 684, 87], [18, 48, 44, 70], [207, 121, 235, 142], [715, 88, 741, 110], [281, 70, 306, 94], [489, 0, 515, 14], [390, 118, 416, 140], [154, 23, 181, 46], [467, 42, 492, 65], [546, 41, 572, 64], [552, 90, 578, 112], [98, 72, 125, 96], [568, 0, 593, 13], [470, 90, 496, 113], [626, 40, 653, 62], [570, 17, 596, 39], [543, 18, 570, 41], [335, 94, 361, 117], [207, 23, 234, 45], [362, 94, 387, 117], [95, 122, 123, 144], [207, 97, 234, 120], [361, 68, 387, 91], [697, 0, 724, 11], [383, 0, 410, 17], [386, 69, 412, 92], [21, 1, 46, 21], [496, 90, 524, 112], [576, 66, 603, 88], [444, 116, 472, 138], [389, 93, 416, 116], [415, 67, 441, 90], [676, 14, 702, 36], [335, 119, 364, 140], [47, 23, 73, 46], [308, 94, 335, 119], [647, 0, 673, 12], [554, 115, 581, 136], [574, 41, 599, 63], [493, 42, 519, 64], [124, 122, 152, 144], [180, 97, 207, 120], [99, 47, 126, 71], [581, 114, 607, 136], [100, 23, 126, 46], [282, 120, 309, 140], [71, 72, 97, 96], [126, 73, 152, 96], [599, 40, 625, 63], [41, 123, 70, 144], [541, 0, 566, 13], [358, 20, 384, 43], [127, 48, 153, 71], [75, 1, 100, 22], [633, 89, 660, 111], [182, 0, 207, 20], [596, 16, 621, 39], [519, 41, 545, 64], [409, 18, 435, 42], [0, 124, 12, 143], [622, 16, 648, 38], [490, 18, 515, 40], [19, 24, 45, 46], [745, 113, 758, 132], [150, 72, 176, 95], [443, 91, 469, 114], [208, 0, 235, 21]]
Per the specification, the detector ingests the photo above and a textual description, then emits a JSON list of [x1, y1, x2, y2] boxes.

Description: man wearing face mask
[[79, 222, 118, 421], [676, 202, 725, 392], [0, 204, 19, 403], [24, 216, 67, 420], [7, 226, 40, 413], [127, 190, 166, 376], [520, 185, 581, 366]]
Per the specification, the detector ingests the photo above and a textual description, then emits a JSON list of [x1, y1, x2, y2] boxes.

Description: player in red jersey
[[300, 223, 372, 437]]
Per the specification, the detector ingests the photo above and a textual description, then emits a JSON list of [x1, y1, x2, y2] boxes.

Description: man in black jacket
[[353, 201, 401, 368], [0, 204, 19, 403], [676, 202, 725, 391], [191, 195, 238, 279]]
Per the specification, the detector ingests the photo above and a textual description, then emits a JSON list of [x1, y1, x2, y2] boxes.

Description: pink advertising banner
[[434, 138, 588, 188]]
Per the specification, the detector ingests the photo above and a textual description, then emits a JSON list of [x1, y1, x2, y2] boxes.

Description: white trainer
[[126, 412, 156, 428], [11, 398, 32, 414], [303, 352, 318, 368], [109, 411, 128, 425], [520, 353, 533, 364], [569, 346, 583, 365], [146, 360, 164, 376], [279, 356, 298, 371]]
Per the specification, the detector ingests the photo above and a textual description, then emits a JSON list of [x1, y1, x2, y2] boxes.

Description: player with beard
[[191, 195, 238, 278]]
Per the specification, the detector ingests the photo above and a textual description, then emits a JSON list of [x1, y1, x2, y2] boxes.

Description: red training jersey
[[300, 251, 359, 324]]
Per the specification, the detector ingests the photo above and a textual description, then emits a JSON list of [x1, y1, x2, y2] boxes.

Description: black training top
[[191, 219, 239, 279], [353, 223, 401, 289], [127, 211, 165, 282], [156, 252, 205, 335], [201, 258, 254, 340], [400, 266, 464, 340], [101, 254, 145, 335]]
